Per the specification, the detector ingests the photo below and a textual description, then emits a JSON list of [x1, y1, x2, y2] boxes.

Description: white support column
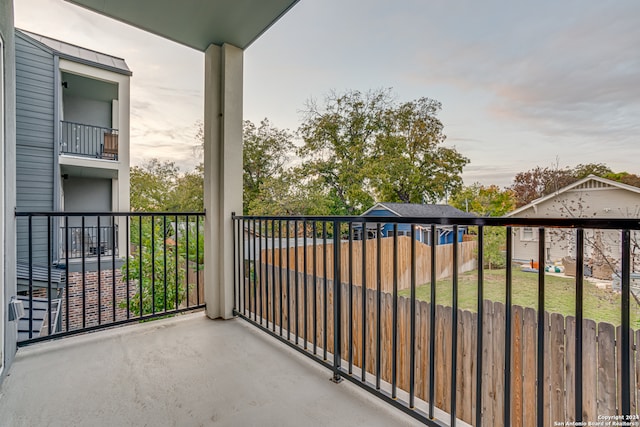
[[116, 83, 129, 259], [204, 43, 243, 320]]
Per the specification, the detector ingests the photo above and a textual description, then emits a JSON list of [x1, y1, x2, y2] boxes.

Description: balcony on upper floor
[[59, 120, 118, 161]]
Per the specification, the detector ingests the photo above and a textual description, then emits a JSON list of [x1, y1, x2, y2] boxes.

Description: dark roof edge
[[16, 28, 132, 77]]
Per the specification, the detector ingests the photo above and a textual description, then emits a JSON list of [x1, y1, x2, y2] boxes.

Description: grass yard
[[399, 268, 640, 327]]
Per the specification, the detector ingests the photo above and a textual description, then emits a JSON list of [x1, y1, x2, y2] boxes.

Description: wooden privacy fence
[[260, 236, 477, 292], [244, 265, 639, 426]]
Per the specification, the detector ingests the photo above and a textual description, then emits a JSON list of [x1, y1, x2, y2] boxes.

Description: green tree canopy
[[298, 89, 468, 214], [450, 183, 516, 217], [130, 159, 203, 212], [508, 162, 632, 207], [243, 119, 295, 214]]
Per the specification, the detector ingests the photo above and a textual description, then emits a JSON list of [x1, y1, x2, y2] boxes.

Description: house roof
[[16, 29, 132, 76], [505, 175, 640, 217], [362, 202, 476, 218], [65, 0, 300, 51]]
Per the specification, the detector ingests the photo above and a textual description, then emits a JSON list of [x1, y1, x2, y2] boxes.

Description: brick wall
[[61, 269, 137, 331]]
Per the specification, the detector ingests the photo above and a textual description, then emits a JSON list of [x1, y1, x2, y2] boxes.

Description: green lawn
[[399, 269, 640, 327]]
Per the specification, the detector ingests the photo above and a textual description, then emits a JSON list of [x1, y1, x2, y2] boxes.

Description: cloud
[[408, 1, 640, 148]]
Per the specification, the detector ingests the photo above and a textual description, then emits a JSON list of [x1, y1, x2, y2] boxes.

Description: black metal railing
[[60, 224, 119, 259], [59, 121, 119, 160], [16, 212, 205, 345], [232, 214, 638, 426]]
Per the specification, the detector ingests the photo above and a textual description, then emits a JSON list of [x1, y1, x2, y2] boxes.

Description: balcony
[[0, 311, 420, 426], [8, 212, 639, 426], [60, 224, 119, 259], [59, 120, 119, 160]]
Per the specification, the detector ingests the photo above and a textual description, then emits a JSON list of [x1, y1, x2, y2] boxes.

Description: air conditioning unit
[[9, 297, 25, 321]]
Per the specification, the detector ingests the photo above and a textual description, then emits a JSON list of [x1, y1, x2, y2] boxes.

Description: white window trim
[[520, 226, 538, 242]]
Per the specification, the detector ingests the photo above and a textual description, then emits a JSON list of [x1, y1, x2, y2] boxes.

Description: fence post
[[332, 219, 343, 383]]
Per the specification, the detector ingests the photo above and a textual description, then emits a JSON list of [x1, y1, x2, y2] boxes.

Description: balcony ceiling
[[65, 0, 300, 51], [62, 72, 118, 102]]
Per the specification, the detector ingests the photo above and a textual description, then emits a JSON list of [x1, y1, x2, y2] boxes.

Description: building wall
[[1, 0, 17, 382], [62, 269, 134, 331], [63, 175, 111, 213], [62, 94, 111, 128], [511, 186, 640, 264], [63, 177, 112, 238], [15, 32, 55, 265]]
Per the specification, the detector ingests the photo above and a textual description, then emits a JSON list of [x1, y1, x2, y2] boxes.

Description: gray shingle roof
[[369, 203, 476, 218], [17, 29, 132, 76]]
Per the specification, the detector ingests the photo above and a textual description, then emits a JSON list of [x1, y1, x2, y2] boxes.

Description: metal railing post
[[331, 219, 343, 383]]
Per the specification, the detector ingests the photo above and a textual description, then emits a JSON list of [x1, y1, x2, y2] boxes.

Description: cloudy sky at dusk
[[15, 0, 640, 188]]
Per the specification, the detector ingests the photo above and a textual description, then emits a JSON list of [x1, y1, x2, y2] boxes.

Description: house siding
[[510, 186, 640, 265], [15, 33, 55, 265]]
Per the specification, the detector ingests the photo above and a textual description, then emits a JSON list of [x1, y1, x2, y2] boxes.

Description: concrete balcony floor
[[0, 312, 421, 426]]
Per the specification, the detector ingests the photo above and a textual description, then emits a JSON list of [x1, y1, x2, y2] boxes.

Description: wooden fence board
[[435, 304, 447, 411], [469, 309, 478, 426], [636, 330, 640, 417], [550, 312, 566, 425], [243, 267, 640, 423], [597, 322, 617, 416], [565, 316, 576, 422], [632, 330, 640, 414], [482, 299, 494, 426], [461, 309, 474, 425], [443, 306, 453, 414], [617, 325, 637, 417], [264, 238, 478, 292], [415, 300, 425, 400], [493, 301, 505, 427], [456, 308, 464, 422], [582, 319, 598, 422], [400, 296, 410, 392], [511, 305, 524, 427], [543, 312, 551, 427], [380, 292, 391, 383], [422, 301, 432, 403], [523, 307, 537, 426]]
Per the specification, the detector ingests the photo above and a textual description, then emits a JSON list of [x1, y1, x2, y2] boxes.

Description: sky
[[15, 0, 640, 188]]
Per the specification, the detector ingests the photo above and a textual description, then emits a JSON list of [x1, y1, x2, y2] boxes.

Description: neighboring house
[[15, 29, 131, 270], [505, 175, 640, 273], [354, 202, 475, 244]]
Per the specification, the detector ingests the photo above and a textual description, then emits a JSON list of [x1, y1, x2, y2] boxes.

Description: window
[[521, 227, 537, 242]]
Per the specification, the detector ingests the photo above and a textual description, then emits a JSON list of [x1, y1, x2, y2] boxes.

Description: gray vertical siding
[[15, 33, 55, 265]]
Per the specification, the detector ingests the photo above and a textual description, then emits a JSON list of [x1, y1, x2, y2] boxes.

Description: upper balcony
[[57, 69, 123, 175], [59, 120, 118, 161]]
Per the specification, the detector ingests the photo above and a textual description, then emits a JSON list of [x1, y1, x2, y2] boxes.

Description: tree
[[450, 183, 516, 217], [604, 171, 640, 188], [449, 184, 514, 269], [243, 119, 294, 214], [298, 89, 388, 215], [130, 160, 204, 212], [130, 159, 180, 211], [172, 164, 204, 212], [510, 162, 619, 207], [298, 89, 467, 214], [370, 97, 468, 203]]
